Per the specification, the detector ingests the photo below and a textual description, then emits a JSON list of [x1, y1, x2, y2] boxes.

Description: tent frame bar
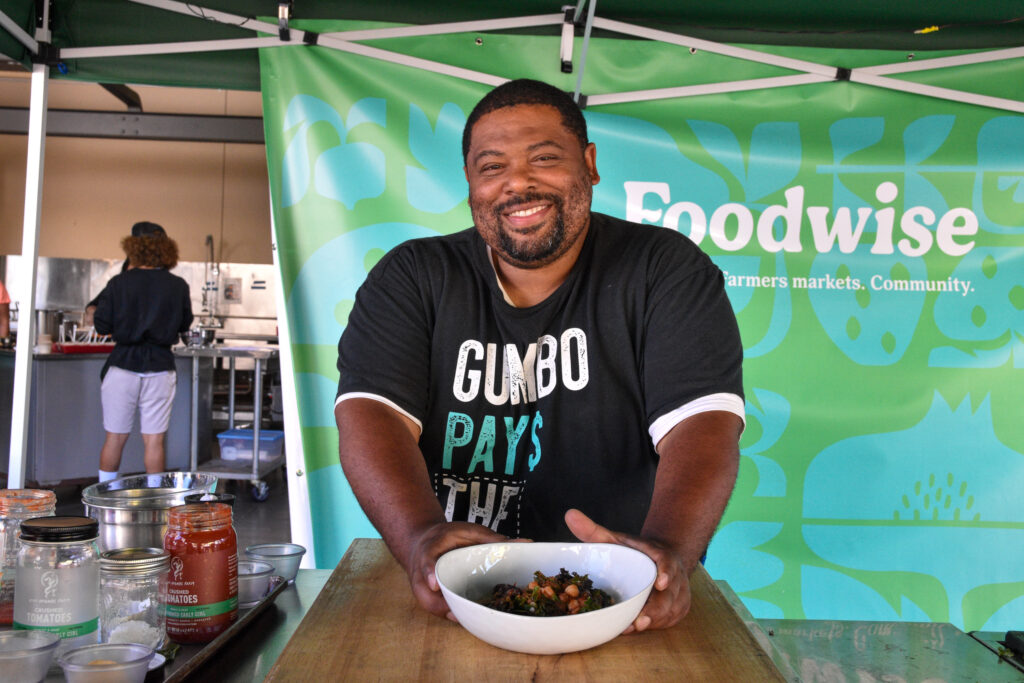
[[0, 8, 37, 53], [588, 73, 832, 106], [63, 36, 283, 59], [860, 45, 1024, 74], [54, 1, 1018, 115]]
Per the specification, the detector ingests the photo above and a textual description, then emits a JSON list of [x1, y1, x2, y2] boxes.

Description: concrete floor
[[53, 461, 293, 553]]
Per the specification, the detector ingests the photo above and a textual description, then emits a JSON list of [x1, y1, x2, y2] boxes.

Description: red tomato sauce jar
[[163, 502, 238, 643]]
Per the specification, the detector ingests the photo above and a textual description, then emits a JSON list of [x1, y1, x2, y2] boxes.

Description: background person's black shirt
[[93, 268, 193, 377]]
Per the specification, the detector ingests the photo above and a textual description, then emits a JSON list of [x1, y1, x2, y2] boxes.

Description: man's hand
[[565, 508, 690, 632], [403, 521, 507, 621]]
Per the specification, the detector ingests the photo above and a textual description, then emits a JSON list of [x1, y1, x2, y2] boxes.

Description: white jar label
[[13, 565, 99, 644]]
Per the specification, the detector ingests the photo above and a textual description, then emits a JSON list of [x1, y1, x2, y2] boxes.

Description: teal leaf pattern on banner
[[801, 566, 930, 621], [808, 245, 925, 365], [742, 389, 790, 497], [687, 120, 800, 357], [406, 102, 467, 213], [802, 392, 1024, 629], [930, 246, 1024, 367], [705, 521, 783, 593], [280, 95, 386, 208], [974, 117, 1024, 234], [285, 223, 438, 345], [585, 112, 729, 228]]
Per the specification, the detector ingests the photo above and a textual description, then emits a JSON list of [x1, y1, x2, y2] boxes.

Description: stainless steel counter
[[0, 350, 211, 484], [713, 579, 1021, 682], [174, 345, 282, 498]]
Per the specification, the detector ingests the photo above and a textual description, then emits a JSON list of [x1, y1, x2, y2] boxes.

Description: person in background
[[0, 278, 10, 346], [92, 221, 193, 480], [335, 79, 744, 632]]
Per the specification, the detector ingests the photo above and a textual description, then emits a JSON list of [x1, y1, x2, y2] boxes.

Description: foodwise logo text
[[625, 181, 978, 257]]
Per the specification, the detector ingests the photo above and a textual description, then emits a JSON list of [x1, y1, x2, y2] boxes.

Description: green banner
[[260, 21, 1024, 631]]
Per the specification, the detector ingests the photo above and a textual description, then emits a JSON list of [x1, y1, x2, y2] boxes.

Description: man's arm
[[0, 302, 9, 339], [335, 397, 505, 618], [566, 409, 741, 631]]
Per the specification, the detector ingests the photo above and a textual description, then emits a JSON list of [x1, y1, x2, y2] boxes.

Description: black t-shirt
[[337, 212, 743, 541], [93, 268, 194, 375]]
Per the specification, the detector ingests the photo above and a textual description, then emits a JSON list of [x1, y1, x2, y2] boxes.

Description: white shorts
[[101, 366, 177, 434]]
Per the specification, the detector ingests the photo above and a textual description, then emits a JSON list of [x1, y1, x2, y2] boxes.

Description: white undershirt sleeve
[[334, 392, 424, 431], [648, 392, 746, 448]]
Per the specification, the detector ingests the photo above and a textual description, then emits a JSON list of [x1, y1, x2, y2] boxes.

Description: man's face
[[464, 104, 599, 269]]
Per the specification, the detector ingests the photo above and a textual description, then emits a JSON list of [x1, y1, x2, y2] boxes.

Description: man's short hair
[[462, 79, 588, 162]]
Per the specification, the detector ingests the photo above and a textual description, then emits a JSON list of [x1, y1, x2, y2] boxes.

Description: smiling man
[[335, 79, 744, 632]]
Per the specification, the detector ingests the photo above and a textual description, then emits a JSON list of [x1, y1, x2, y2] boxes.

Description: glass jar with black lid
[[13, 516, 100, 655]]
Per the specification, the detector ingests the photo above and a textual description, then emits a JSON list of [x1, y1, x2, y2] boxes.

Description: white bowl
[[58, 642, 154, 683], [245, 542, 306, 583], [0, 630, 60, 683], [237, 559, 275, 607], [435, 542, 657, 655]]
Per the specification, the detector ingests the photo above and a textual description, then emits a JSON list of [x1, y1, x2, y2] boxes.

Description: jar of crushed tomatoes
[[163, 503, 237, 643]]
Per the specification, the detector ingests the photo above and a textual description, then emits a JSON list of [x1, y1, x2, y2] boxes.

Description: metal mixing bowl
[[82, 472, 217, 551]]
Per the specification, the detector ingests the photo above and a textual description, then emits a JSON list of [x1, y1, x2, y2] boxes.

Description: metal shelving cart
[[178, 344, 282, 501]]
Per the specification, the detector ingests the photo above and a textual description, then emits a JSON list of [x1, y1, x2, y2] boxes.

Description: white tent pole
[[61, 34, 505, 88], [588, 17, 1024, 114], [315, 34, 507, 87], [128, 0, 562, 44], [0, 8, 38, 53], [588, 73, 832, 106], [62, 36, 287, 59], [267, 199, 316, 567], [850, 72, 1024, 114], [592, 16, 838, 78], [70, 3, 1024, 116], [860, 46, 1024, 75], [8, 4, 50, 489], [320, 15, 563, 41]]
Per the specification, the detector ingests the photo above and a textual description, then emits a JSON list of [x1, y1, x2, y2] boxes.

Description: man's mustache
[[493, 193, 563, 216]]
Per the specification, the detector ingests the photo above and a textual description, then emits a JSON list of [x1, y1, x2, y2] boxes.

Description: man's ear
[[585, 143, 600, 185]]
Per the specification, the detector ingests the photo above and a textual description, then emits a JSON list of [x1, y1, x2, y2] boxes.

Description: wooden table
[[266, 539, 785, 681]]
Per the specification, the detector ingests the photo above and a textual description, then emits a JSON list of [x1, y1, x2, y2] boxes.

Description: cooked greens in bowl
[[435, 542, 657, 655]]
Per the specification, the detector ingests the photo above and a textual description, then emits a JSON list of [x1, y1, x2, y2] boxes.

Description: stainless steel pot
[[35, 309, 64, 341], [82, 472, 218, 551], [181, 327, 216, 347]]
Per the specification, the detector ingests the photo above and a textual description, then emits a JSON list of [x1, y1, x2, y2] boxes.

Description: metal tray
[[163, 575, 287, 682]]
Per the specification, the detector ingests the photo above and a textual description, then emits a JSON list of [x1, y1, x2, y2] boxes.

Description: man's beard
[[473, 179, 592, 269], [493, 192, 566, 266]]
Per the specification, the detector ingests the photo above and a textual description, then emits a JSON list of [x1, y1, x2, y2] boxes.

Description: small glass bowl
[[238, 559, 275, 607], [245, 542, 306, 583], [0, 630, 60, 683], [58, 642, 154, 683]]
